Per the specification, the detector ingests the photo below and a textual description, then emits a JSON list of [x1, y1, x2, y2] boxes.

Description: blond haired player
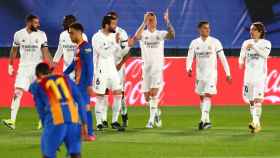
[[186, 21, 231, 130], [134, 10, 175, 128], [239, 22, 271, 133], [3, 14, 53, 129]]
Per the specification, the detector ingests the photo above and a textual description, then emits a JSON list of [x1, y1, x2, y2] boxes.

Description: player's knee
[[112, 90, 122, 95], [149, 88, 159, 97], [144, 92, 150, 102], [254, 98, 263, 104], [14, 89, 23, 99]]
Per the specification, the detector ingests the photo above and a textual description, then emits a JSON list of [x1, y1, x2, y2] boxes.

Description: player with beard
[[92, 15, 133, 131], [98, 11, 131, 129], [2, 14, 53, 130]]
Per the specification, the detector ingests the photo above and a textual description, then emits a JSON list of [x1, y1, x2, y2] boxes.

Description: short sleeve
[[215, 39, 223, 54], [159, 30, 168, 40], [82, 33, 88, 42], [41, 32, 48, 48], [12, 32, 20, 47]]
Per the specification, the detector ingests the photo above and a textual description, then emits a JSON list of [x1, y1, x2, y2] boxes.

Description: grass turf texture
[[0, 106, 280, 158]]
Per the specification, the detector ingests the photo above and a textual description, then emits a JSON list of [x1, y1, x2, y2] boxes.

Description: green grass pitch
[[0, 106, 280, 158]]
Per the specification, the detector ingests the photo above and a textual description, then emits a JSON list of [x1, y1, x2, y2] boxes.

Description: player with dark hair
[[96, 11, 131, 129], [53, 15, 88, 79], [239, 22, 271, 133], [92, 15, 134, 131], [30, 62, 88, 158], [187, 21, 231, 130], [64, 22, 95, 141], [2, 14, 53, 130]]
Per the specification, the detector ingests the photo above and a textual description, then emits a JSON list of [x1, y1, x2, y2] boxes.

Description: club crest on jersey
[[156, 36, 160, 40], [35, 39, 39, 43], [22, 39, 25, 42], [196, 47, 200, 50], [96, 78, 100, 85], [84, 48, 92, 53], [144, 36, 148, 40], [208, 46, 212, 50]]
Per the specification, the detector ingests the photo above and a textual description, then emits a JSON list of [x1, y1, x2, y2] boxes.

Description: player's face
[[199, 24, 210, 37], [108, 19, 117, 33], [147, 15, 157, 29], [28, 18, 40, 31], [68, 28, 80, 43], [250, 25, 261, 39]]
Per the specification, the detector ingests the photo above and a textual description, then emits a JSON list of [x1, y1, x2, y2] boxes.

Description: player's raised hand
[[144, 12, 149, 25], [246, 43, 253, 50], [8, 64, 14, 76], [226, 76, 232, 84], [187, 69, 192, 77], [164, 9, 170, 24], [128, 37, 135, 47]]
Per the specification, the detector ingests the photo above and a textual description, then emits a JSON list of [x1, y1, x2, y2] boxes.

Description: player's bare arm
[[41, 47, 54, 66], [8, 47, 18, 76], [164, 9, 175, 40], [134, 13, 149, 40]]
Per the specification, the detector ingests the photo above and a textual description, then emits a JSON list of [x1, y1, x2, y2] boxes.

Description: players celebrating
[[186, 21, 231, 130], [3, 14, 53, 130], [30, 63, 88, 158], [134, 10, 175, 128], [239, 22, 271, 134], [64, 23, 95, 141], [53, 15, 88, 79]]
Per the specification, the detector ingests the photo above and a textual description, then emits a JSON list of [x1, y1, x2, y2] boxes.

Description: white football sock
[[148, 97, 158, 123], [102, 95, 109, 122], [112, 95, 122, 123], [11, 90, 23, 122], [121, 96, 127, 115], [200, 97, 211, 123], [95, 96, 105, 125], [254, 102, 262, 126]]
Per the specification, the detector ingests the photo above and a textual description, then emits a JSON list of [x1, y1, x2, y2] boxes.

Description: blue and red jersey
[[29, 75, 87, 126], [64, 41, 94, 90]]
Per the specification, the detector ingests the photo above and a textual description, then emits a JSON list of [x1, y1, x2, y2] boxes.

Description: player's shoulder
[[81, 42, 93, 53], [190, 37, 201, 45], [261, 39, 271, 45], [116, 26, 127, 33], [242, 39, 252, 45], [209, 36, 221, 44], [60, 30, 68, 37], [14, 28, 26, 36], [37, 30, 46, 35], [92, 30, 102, 40]]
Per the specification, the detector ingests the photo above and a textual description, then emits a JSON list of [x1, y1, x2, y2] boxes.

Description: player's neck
[[102, 29, 110, 36], [200, 36, 209, 41], [77, 38, 85, 46], [252, 38, 260, 42], [26, 27, 32, 34], [148, 27, 156, 32]]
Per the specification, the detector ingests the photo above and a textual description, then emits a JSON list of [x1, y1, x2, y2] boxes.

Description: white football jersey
[[12, 28, 48, 67], [186, 36, 231, 82], [239, 39, 271, 84], [92, 30, 121, 74], [139, 30, 168, 69], [53, 30, 88, 70], [111, 26, 130, 64]]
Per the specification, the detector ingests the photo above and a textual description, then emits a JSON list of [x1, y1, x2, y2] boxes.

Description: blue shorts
[[41, 123, 81, 158]]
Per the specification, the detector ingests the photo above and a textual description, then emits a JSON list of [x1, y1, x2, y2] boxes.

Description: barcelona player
[[64, 23, 95, 140], [29, 63, 88, 158]]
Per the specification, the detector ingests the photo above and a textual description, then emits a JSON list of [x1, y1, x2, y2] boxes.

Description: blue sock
[[87, 110, 94, 136]]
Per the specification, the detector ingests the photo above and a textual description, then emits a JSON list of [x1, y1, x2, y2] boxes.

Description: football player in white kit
[[98, 11, 131, 129], [53, 15, 88, 79], [239, 22, 271, 133], [3, 14, 53, 129], [92, 15, 133, 131], [186, 21, 231, 130], [134, 10, 175, 128]]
